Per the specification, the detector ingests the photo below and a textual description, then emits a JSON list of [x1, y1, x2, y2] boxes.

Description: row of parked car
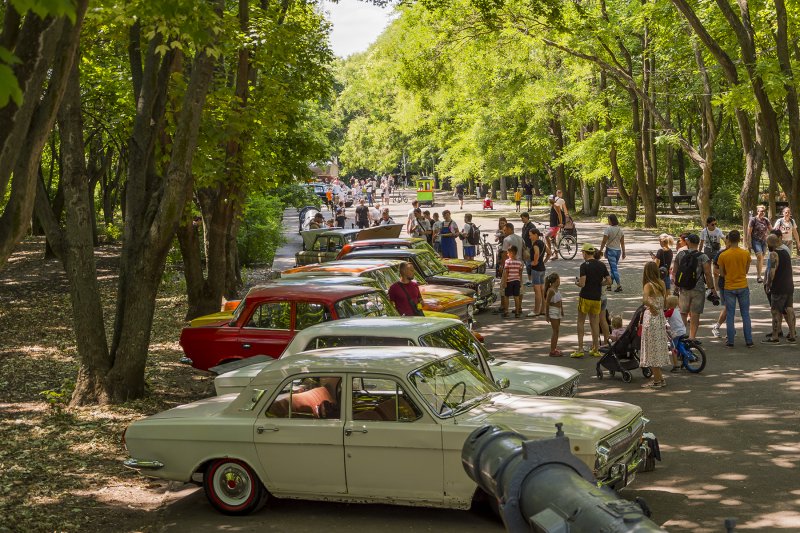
[[122, 218, 658, 518]]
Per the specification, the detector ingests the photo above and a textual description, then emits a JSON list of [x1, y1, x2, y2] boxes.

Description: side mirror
[[496, 378, 510, 390]]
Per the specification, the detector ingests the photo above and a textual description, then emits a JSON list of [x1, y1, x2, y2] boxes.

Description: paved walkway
[[155, 193, 800, 532]]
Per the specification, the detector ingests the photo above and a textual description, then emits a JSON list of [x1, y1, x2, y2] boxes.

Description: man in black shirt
[[520, 212, 535, 286], [572, 243, 611, 358], [523, 182, 534, 211], [455, 183, 465, 209], [354, 199, 369, 229]]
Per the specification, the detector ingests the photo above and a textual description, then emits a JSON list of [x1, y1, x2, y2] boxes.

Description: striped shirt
[[504, 259, 524, 282]]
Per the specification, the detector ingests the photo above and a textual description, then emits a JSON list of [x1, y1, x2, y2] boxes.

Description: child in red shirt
[[501, 245, 524, 318]]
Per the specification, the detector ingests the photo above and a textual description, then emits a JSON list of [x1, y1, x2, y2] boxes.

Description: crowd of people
[[382, 192, 798, 390]]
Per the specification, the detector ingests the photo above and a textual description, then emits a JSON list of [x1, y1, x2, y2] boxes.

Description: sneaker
[[614, 286, 623, 293], [787, 336, 797, 344], [589, 349, 603, 357], [525, 281, 533, 287], [526, 311, 536, 318], [761, 337, 780, 344], [726, 343, 734, 348], [570, 350, 585, 358], [757, 276, 763, 283], [746, 342, 754, 348], [711, 323, 720, 338]]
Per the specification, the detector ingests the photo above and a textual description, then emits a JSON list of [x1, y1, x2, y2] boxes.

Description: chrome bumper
[[124, 458, 165, 470], [598, 442, 649, 490], [179, 356, 193, 365]]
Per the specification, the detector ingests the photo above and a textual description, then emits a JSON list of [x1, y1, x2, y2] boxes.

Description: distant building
[[309, 158, 340, 181]]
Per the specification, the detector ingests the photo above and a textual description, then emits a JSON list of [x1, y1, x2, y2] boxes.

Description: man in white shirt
[[406, 200, 420, 235], [369, 203, 381, 226]]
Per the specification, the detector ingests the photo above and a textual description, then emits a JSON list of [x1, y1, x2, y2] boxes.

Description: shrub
[[710, 187, 740, 223], [237, 194, 286, 266]]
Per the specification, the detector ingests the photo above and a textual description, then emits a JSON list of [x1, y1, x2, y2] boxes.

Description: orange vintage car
[[281, 259, 476, 324]]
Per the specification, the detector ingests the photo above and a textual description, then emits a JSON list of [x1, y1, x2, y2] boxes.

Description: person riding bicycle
[[546, 195, 563, 261], [664, 295, 685, 372]]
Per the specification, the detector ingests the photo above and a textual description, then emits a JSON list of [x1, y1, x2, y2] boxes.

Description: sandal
[[642, 380, 666, 388], [569, 350, 584, 358], [549, 350, 563, 357]]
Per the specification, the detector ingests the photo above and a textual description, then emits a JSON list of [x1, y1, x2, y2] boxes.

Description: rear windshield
[[334, 291, 399, 318]]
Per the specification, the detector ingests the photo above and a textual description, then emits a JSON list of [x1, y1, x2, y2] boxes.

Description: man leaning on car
[[388, 262, 424, 316]]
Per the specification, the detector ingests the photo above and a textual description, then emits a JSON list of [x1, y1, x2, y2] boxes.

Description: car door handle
[[345, 427, 368, 436], [242, 344, 251, 349], [256, 425, 279, 434]]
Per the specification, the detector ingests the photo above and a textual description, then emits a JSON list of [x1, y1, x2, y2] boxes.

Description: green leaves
[[9, 0, 76, 21]]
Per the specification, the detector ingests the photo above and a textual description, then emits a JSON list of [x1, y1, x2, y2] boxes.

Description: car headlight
[[595, 445, 610, 470], [467, 304, 475, 318]]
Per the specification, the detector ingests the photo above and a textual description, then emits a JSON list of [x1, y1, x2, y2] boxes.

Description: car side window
[[266, 376, 342, 420], [305, 336, 413, 350], [329, 236, 343, 250], [312, 237, 328, 252], [295, 302, 329, 330], [245, 302, 291, 330], [351, 377, 422, 423]]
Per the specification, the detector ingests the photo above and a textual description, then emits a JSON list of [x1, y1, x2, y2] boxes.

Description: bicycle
[[477, 230, 495, 269], [390, 190, 408, 203], [669, 334, 706, 373], [556, 228, 578, 260]]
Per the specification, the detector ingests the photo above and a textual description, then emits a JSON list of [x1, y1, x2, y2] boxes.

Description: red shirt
[[388, 281, 422, 316], [504, 259, 524, 282]]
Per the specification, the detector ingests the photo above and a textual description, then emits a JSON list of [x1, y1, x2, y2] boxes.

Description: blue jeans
[[724, 288, 752, 345], [606, 248, 621, 285]]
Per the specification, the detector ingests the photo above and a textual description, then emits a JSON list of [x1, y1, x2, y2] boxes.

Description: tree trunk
[[499, 176, 507, 200]]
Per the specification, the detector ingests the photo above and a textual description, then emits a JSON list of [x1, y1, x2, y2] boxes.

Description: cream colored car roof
[[251, 345, 459, 386], [282, 317, 464, 357]]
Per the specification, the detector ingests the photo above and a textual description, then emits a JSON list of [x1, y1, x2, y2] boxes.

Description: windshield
[[334, 291, 399, 318], [409, 355, 498, 417], [363, 267, 399, 291], [418, 326, 494, 380], [416, 251, 448, 277]]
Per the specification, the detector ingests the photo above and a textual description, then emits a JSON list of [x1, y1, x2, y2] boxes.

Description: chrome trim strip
[[124, 458, 165, 470]]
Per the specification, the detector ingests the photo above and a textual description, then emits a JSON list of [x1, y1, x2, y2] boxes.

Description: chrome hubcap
[[214, 464, 251, 505]]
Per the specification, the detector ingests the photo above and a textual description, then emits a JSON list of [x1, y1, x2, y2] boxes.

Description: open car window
[[334, 292, 399, 318], [266, 376, 342, 420], [351, 377, 422, 422], [245, 301, 291, 330]]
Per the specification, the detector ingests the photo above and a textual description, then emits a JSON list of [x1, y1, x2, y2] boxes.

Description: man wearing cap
[[672, 233, 716, 340], [572, 243, 611, 358]]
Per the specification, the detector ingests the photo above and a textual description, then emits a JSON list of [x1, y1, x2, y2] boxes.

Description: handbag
[[399, 283, 425, 316]]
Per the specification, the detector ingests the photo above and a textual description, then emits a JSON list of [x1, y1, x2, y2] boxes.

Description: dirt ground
[[1, 194, 799, 532]]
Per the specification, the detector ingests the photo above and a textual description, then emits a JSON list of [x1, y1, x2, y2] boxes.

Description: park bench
[[658, 193, 696, 209]]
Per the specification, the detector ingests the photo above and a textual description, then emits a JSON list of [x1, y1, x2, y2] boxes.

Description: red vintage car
[[337, 238, 486, 274], [179, 284, 398, 371]]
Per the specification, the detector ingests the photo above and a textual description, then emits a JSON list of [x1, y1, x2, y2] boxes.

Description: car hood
[[441, 258, 484, 270], [419, 285, 475, 308], [189, 311, 233, 327], [147, 394, 238, 420], [454, 393, 641, 441], [429, 272, 491, 285], [490, 359, 580, 395]]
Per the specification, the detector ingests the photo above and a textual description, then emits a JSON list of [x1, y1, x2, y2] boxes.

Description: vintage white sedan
[[213, 317, 581, 398], [124, 347, 648, 515]]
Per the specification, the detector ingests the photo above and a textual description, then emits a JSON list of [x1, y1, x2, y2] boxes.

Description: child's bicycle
[[390, 190, 408, 203], [476, 227, 495, 269], [669, 334, 707, 373]]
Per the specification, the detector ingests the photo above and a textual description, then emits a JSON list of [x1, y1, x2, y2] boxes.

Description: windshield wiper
[[452, 394, 491, 416]]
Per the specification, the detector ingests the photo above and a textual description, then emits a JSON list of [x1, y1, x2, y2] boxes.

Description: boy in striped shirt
[[501, 245, 524, 318]]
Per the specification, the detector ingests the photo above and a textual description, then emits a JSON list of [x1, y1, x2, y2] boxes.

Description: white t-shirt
[[774, 218, 797, 243], [700, 227, 724, 250], [369, 207, 380, 222], [554, 197, 567, 213], [667, 310, 686, 337], [603, 225, 624, 250], [501, 233, 523, 253]]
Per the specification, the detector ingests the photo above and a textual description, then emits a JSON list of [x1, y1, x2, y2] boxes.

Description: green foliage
[[40, 378, 75, 413], [272, 183, 321, 210], [237, 194, 286, 266], [710, 187, 741, 223]]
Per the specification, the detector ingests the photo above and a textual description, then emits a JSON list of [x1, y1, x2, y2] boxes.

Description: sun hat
[[581, 243, 595, 253]]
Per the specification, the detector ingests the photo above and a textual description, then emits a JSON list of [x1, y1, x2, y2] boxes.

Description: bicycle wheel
[[402, 194, 408, 203], [483, 244, 495, 269], [683, 343, 707, 373], [558, 235, 578, 260]]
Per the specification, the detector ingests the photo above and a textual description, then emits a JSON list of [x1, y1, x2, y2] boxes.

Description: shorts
[[548, 309, 561, 320], [525, 194, 532, 202], [678, 288, 705, 315], [457, 194, 464, 200], [751, 239, 766, 255], [532, 270, 546, 286], [770, 292, 794, 313], [578, 297, 601, 315], [463, 245, 476, 257], [504, 280, 521, 297], [548, 226, 559, 239]]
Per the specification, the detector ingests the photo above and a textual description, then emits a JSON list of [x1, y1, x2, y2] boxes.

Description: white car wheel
[[204, 459, 267, 515]]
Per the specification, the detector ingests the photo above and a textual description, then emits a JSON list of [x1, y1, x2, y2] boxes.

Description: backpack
[[467, 223, 480, 245], [675, 250, 701, 289]]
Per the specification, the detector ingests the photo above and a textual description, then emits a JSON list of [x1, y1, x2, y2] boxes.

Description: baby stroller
[[596, 305, 653, 383], [482, 196, 494, 210]]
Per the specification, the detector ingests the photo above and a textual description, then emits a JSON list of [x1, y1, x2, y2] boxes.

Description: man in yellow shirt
[[716, 229, 753, 348]]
